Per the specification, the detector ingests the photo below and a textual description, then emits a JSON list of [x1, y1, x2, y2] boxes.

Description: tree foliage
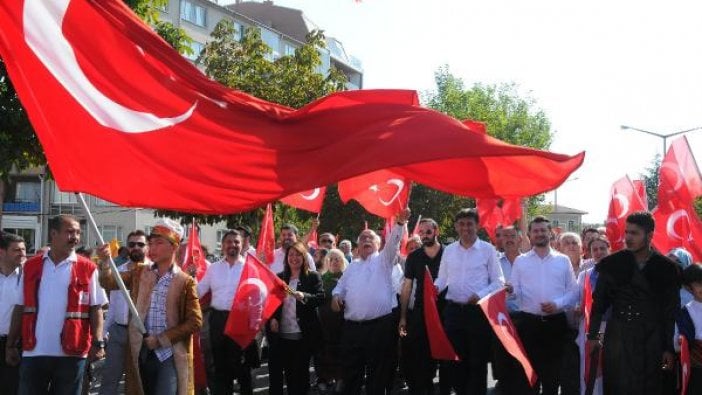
[[641, 154, 661, 211], [418, 66, 554, 238]]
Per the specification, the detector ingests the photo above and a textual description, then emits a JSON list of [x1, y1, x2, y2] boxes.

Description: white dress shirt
[[499, 254, 520, 312], [0, 267, 22, 335], [687, 299, 702, 340], [332, 224, 404, 321], [197, 256, 246, 311], [510, 248, 577, 315], [271, 248, 316, 275], [435, 239, 504, 303], [104, 261, 133, 334], [18, 250, 108, 357]]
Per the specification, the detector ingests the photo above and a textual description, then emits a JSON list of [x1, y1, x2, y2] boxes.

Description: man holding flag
[[398, 218, 447, 394], [98, 219, 202, 395], [332, 208, 410, 395], [434, 209, 505, 394], [196, 229, 258, 395]]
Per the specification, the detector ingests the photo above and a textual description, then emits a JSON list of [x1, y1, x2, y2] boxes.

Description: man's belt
[[522, 312, 565, 322], [345, 313, 390, 326]]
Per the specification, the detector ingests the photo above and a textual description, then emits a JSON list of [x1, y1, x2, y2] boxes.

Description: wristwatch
[[92, 339, 106, 349]]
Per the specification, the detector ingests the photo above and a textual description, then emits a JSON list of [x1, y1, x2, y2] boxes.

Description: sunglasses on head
[[128, 241, 146, 248]]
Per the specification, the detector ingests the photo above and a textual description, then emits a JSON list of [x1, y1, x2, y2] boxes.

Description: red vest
[[22, 254, 97, 356]]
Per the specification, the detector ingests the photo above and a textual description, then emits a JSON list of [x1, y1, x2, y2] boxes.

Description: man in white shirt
[[509, 216, 577, 395], [197, 229, 255, 395], [0, 232, 26, 394], [434, 208, 504, 394], [332, 208, 409, 395], [234, 224, 256, 256], [99, 229, 149, 395], [9, 214, 107, 395], [270, 224, 315, 274]]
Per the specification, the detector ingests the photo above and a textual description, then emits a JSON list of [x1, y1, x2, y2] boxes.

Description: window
[[568, 220, 575, 231], [260, 28, 280, 61], [52, 183, 77, 204], [233, 22, 244, 42], [144, 226, 153, 236], [283, 43, 296, 57], [95, 197, 117, 207], [215, 229, 228, 256], [15, 181, 41, 203], [180, 0, 206, 27], [99, 225, 123, 244], [185, 41, 205, 61]]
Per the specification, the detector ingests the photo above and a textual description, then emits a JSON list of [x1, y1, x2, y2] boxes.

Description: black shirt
[[404, 244, 444, 310]]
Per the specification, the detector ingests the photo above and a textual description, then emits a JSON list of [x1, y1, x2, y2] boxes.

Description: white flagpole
[[76, 193, 146, 334]]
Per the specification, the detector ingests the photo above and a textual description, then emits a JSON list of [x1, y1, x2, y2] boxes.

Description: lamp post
[[620, 125, 702, 154]]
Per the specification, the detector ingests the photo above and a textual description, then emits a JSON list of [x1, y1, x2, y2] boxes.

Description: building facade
[[547, 204, 588, 233]]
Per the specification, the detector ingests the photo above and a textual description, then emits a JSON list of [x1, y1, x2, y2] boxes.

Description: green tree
[[641, 154, 661, 210], [418, 65, 554, 238]]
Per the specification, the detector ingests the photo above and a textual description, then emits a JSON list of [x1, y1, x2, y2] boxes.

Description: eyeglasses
[[128, 242, 146, 248]]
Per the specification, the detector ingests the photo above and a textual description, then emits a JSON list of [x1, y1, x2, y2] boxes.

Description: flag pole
[[76, 193, 146, 334]]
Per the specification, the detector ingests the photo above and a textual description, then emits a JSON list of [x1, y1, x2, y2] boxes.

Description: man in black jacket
[[586, 211, 680, 394]]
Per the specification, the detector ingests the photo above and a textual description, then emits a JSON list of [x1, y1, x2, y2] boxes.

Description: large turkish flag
[[0, 0, 584, 214], [338, 169, 409, 218]]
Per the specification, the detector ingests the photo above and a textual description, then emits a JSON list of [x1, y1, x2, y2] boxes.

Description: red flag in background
[[582, 272, 602, 383], [476, 198, 523, 242], [422, 267, 459, 361], [652, 205, 702, 262], [478, 289, 537, 387], [280, 187, 326, 213], [605, 176, 648, 252], [339, 170, 410, 219], [307, 228, 318, 250], [224, 254, 288, 348], [632, 179, 649, 210], [658, 137, 702, 212], [257, 204, 275, 265], [183, 222, 207, 281], [681, 335, 691, 395]]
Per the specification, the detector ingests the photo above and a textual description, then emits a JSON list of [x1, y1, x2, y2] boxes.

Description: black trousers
[[339, 313, 395, 395], [442, 302, 491, 395], [515, 312, 568, 395], [401, 308, 436, 395], [0, 337, 19, 395], [267, 336, 313, 395], [492, 312, 525, 395], [209, 309, 254, 395]]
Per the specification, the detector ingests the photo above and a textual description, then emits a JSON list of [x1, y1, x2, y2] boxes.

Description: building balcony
[[3, 201, 40, 213]]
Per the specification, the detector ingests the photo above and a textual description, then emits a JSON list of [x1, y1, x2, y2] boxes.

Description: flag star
[[369, 184, 379, 192]]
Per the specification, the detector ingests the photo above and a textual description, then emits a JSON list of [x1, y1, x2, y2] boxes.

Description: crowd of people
[[0, 208, 701, 395]]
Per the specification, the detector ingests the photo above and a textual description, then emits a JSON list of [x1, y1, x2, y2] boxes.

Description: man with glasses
[[99, 230, 150, 395]]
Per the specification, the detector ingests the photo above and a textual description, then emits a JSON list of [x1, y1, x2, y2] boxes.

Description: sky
[[223, 0, 702, 223]]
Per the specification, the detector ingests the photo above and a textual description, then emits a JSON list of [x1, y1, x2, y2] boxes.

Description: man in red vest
[[7, 214, 107, 394]]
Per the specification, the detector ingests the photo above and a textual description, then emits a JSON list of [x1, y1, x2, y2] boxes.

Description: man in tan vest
[[99, 219, 202, 395]]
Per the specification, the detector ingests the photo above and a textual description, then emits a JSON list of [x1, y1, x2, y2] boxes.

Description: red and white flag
[[632, 179, 649, 210], [280, 187, 326, 213], [183, 222, 207, 281], [411, 214, 423, 237], [652, 205, 702, 262], [339, 170, 410, 219], [657, 137, 702, 212], [256, 204, 275, 265], [0, 0, 584, 214], [224, 254, 288, 348], [605, 176, 647, 252], [680, 335, 690, 395], [422, 268, 459, 361], [478, 288, 537, 387]]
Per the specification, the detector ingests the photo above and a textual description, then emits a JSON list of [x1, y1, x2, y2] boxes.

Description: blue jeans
[[19, 356, 87, 395], [140, 351, 177, 395]]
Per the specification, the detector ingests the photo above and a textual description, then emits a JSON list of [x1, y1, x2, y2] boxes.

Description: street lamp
[[620, 125, 702, 154]]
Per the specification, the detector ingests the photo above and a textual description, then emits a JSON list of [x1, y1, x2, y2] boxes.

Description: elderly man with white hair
[[331, 208, 410, 395]]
